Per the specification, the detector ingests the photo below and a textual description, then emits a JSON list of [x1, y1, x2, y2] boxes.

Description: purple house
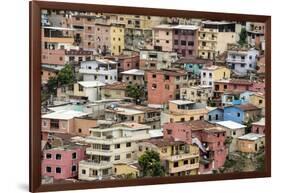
[[42, 145, 86, 180], [172, 25, 199, 58]]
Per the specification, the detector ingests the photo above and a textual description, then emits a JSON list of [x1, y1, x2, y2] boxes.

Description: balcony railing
[[169, 163, 200, 173]]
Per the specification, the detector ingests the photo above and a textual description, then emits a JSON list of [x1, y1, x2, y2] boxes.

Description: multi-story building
[[172, 25, 199, 58], [78, 122, 151, 180], [137, 139, 200, 176], [237, 133, 265, 153], [139, 49, 178, 70], [161, 100, 208, 125], [246, 22, 265, 50], [226, 48, 259, 76], [251, 118, 265, 134], [110, 24, 125, 56], [105, 104, 161, 129], [216, 120, 246, 153], [94, 24, 111, 55], [223, 104, 262, 124], [249, 92, 265, 115], [79, 59, 118, 84], [41, 64, 63, 84], [100, 82, 128, 99], [42, 145, 85, 180], [198, 28, 218, 59], [200, 66, 231, 87], [65, 48, 95, 65], [153, 25, 174, 52], [146, 69, 188, 106], [121, 69, 145, 86], [163, 121, 227, 173], [73, 81, 105, 102], [180, 85, 213, 104]]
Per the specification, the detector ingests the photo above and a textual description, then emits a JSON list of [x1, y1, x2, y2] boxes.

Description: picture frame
[[30, 1, 271, 192]]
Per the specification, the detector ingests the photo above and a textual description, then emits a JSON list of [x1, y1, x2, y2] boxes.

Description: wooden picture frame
[[30, 1, 271, 192]]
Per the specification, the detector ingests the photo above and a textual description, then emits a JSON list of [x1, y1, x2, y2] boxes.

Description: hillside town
[[40, 10, 266, 184]]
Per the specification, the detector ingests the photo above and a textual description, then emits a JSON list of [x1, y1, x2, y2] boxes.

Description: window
[[180, 118, 185, 122], [209, 73, 212, 78], [237, 112, 240, 117], [56, 154, 61, 160], [152, 74, 156, 78], [78, 128, 82, 133], [152, 84, 157, 89], [115, 155, 120, 160], [241, 63, 245, 68], [203, 72, 206, 77], [167, 129, 172, 134], [175, 29, 179, 35], [200, 116, 204, 120], [46, 166, 51, 173], [224, 85, 227, 90], [78, 84, 84, 92], [72, 152, 77, 159], [105, 75, 108, 80], [126, 153, 131, 159], [82, 169, 86, 174], [56, 167, 61, 173], [259, 100, 263, 104], [208, 115, 212, 121], [166, 31, 169, 36], [59, 57, 63, 61], [215, 114, 219, 120], [184, 160, 188, 165], [188, 41, 194, 46], [174, 40, 178, 45], [173, 162, 179, 167], [46, 153, 52, 159], [166, 40, 169, 44], [126, 142, 131, 147], [181, 40, 186, 46], [115, 144, 120, 149], [165, 84, 170, 90], [50, 119, 59, 129], [72, 165, 77, 172], [191, 159, 195, 164], [190, 117, 194, 121]]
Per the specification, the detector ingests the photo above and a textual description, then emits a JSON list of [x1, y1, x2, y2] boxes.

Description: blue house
[[172, 58, 210, 77], [207, 107, 224, 123], [222, 91, 253, 106], [224, 104, 261, 124]]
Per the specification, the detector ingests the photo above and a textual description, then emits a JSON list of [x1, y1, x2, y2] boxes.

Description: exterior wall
[[113, 164, 139, 178], [139, 50, 178, 70], [200, 67, 230, 87], [42, 147, 85, 180], [163, 123, 192, 144], [161, 110, 208, 125], [122, 74, 145, 86], [41, 118, 73, 134], [214, 81, 251, 93], [208, 109, 224, 122], [41, 69, 58, 83], [249, 82, 265, 94], [74, 118, 97, 136], [147, 72, 176, 105], [223, 127, 245, 153], [73, 83, 101, 102], [237, 137, 265, 153], [227, 49, 259, 76], [251, 124, 265, 134], [101, 88, 126, 99], [249, 94, 265, 115], [153, 28, 173, 51], [216, 32, 236, 54], [180, 86, 213, 104], [42, 49, 65, 65], [94, 24, 111, 55], [172, 29, 198, 58], [198, 28, 218, 59], [223, 107, 244, 124], [110, 26, 125, 56]]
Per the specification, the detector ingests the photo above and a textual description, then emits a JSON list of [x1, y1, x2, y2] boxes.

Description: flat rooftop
[[121, 69, 145, 76], [238, 133, 265, 141], [169, 100, 195, 105], [216, 121, 246, 130], [42, 110, 89, 120]]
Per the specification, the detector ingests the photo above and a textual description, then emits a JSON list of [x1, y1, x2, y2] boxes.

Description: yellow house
[[249, 92, 265, 115], [198, 28, 218, 59], [237, 133, 265, 153], [200, 66, 231, 87], [110, 24, 125, 55], [161, 100, 209, 125], [138, 139, 200, 176], [113, 163, 140, 179]]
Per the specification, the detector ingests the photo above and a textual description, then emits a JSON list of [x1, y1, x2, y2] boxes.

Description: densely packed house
[[40, 10, 266, 184]]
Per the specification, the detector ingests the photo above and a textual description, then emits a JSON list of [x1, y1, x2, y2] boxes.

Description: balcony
[[79, 160, 112, 170], [199, 36, 217, 41], [85, 134, 150, 144], [226, 58, 246, 63], [198, 46, 216, 51], [86, 148, 113, 156], [79, 68, 116, 75], [165, 152, 199, 162], [169, 163, 199, 173]]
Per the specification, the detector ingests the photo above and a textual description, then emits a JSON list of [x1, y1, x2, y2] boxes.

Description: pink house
[[251, 118, 265, 134], [163, 122, 192, 144], [249, 81, 265, 94], [163, 120, 227, 173], [42, 146, 86, 180]]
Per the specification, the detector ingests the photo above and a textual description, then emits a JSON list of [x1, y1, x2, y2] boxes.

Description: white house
[[74, 81, 105, 102], [78, 122, 151, 180], [79, 59, 118, 84], [226, 48, 259, 76]]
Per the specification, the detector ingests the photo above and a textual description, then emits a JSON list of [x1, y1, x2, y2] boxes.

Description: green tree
[[126, 84, 143, 103], [138, 150, 165, 177], [238, 28, 247, 46], [57, 64, 75, 86]]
